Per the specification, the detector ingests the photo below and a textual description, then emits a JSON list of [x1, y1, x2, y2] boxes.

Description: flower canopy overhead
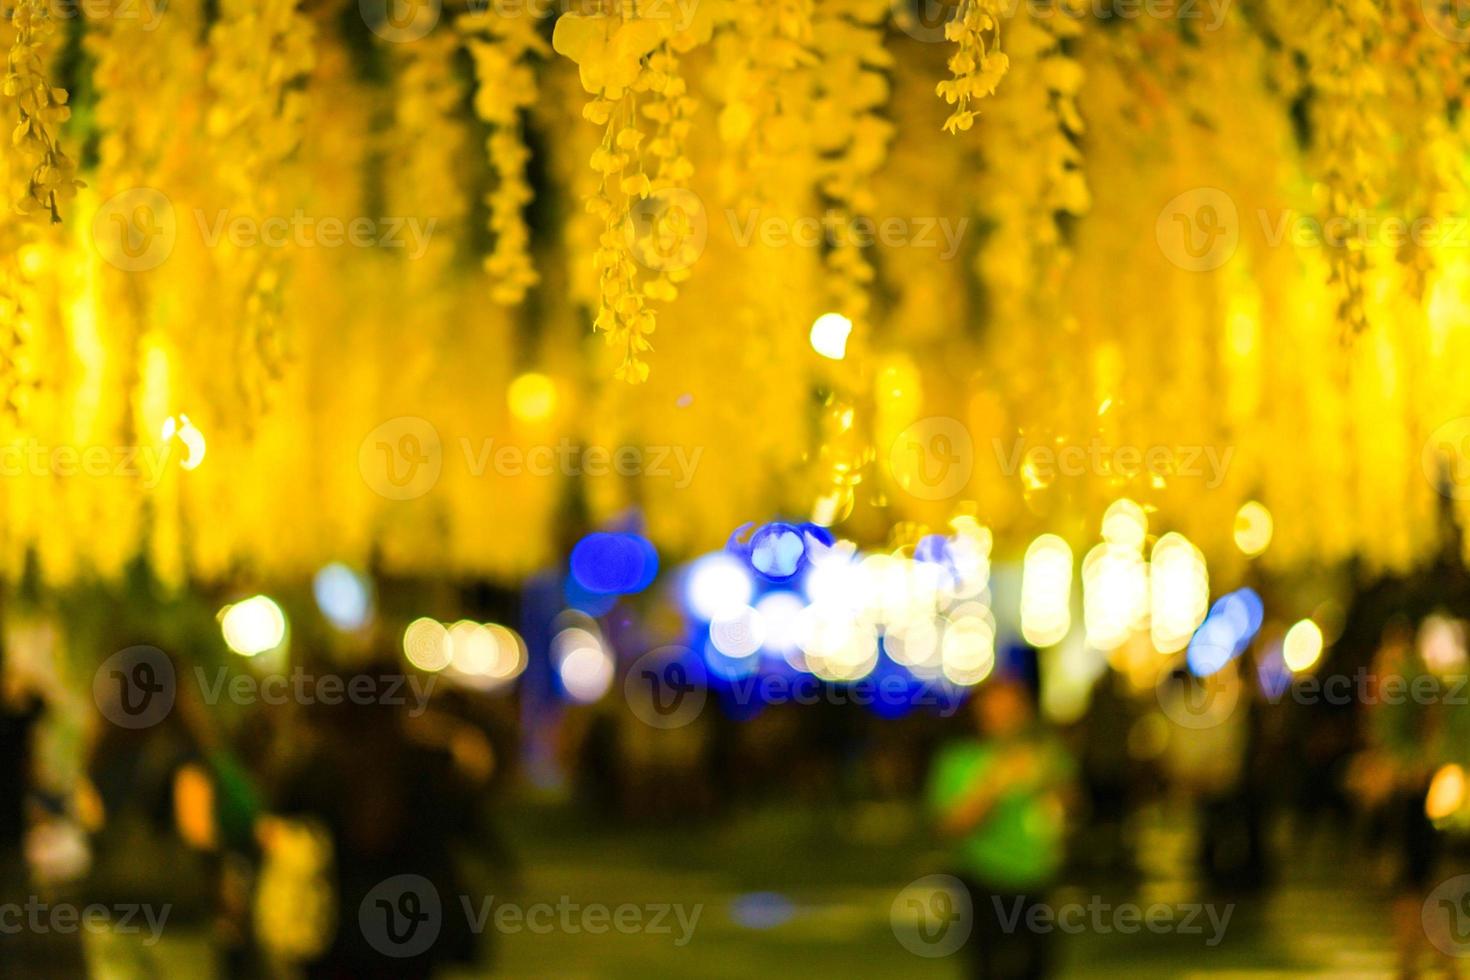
[[0, 0, 1466, 588]]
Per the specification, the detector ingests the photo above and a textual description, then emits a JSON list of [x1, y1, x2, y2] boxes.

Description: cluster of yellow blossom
[[5, 0, 80, 222], [461, 11, 548, 305], [936, 0, 1010, 134], [205, 0, 316, 413], [811, 0, 893, 337], [712, 0, 816, 207], [555, 8, 709, 382], [1301, 0, 1387, 337]]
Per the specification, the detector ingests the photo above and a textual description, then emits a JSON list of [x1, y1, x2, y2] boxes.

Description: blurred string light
[[312, 562, 372, 631], [1281, 618, 1324, 672], [809, 312, 852, 360], [1233, 501, 1273, 557], [753, 591, 804, 656], [710, 604, 765, 657], [552, 621, 614, 703], [885, 616, 942, 675], [1150, 533, 1209, 653], [160, 413, 206, 470], [945, 516, 993, 601], [570, 532, 658, 595], [1100, 498, 1148, 551], [403, 617, 452, 671], [445, 621, 527, 690], [220, 595, 287, 657], [507, 372, 557, 423], [940, 610, 996, 685], [680, 519, 1002, 695], [684, 552, 755, 621], [1186, 588, 1264, 677], [726, 521, 834, 584], [1419, 614, 1468, 674], [1021, 534, 1073, 648], [1427, 764, 1468, 823], [1082, 500, 1150, 651]]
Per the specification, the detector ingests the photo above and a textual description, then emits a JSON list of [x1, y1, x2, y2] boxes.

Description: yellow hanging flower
[[461, 10, 548, 305], [936, 0, 1009, 134], [4, 0, 81, 222], [554, 8, 704, 382]]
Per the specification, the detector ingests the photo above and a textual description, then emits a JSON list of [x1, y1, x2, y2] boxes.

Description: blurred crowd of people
[[2, 567, 1470, 979], [0, 642, 520, 980]]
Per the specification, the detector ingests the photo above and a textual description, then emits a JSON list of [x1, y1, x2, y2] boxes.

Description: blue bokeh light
[[570, 532, 659, 595]]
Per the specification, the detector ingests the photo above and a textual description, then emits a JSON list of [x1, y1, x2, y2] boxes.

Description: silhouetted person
[[268, 662, 488, 979], [928, 677, 1076, 979]]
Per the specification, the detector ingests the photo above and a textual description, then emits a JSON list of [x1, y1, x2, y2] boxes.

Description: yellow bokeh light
[[941, 613, 996, 686], [404, 617, 452, 672], [1021, 534, 1073, 648], [1282, 619, 1324, 672], [1427, 764, 1467, 822], [1101, 498, 1147, 552], [508, 372, 557, 423], [1233, 501, 1273, 557], [1083, 543, 1148, 652], [220, 595, 287, 657], [1150, 533, 1209, 654], [809, 312, 852, 360]]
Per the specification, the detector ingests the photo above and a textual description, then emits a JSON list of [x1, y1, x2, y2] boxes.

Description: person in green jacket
[[927, 675, 1076, 979]]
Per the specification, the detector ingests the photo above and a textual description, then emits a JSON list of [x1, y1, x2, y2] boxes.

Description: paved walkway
[[478, 802, 1437, 978]]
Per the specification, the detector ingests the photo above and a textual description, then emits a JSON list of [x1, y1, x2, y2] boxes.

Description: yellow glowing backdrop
[[1, 0, 1468, 588]]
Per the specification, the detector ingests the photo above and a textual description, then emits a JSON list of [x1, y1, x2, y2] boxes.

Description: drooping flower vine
[[1303, 0, 1387, 337], [1381, 0, 1467, 303], [0, 0, 80, 429], [460, 9, 548, 305], [553, 4, 711, 382], [5, 0, 80, 222], [205, 0, 315, 414], [387, 30, 469, 285], [811, 0, 893, 338], [936, 0, 1009, 134], [976, 0, 1087, 311], [712, 0, 815, 208]]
